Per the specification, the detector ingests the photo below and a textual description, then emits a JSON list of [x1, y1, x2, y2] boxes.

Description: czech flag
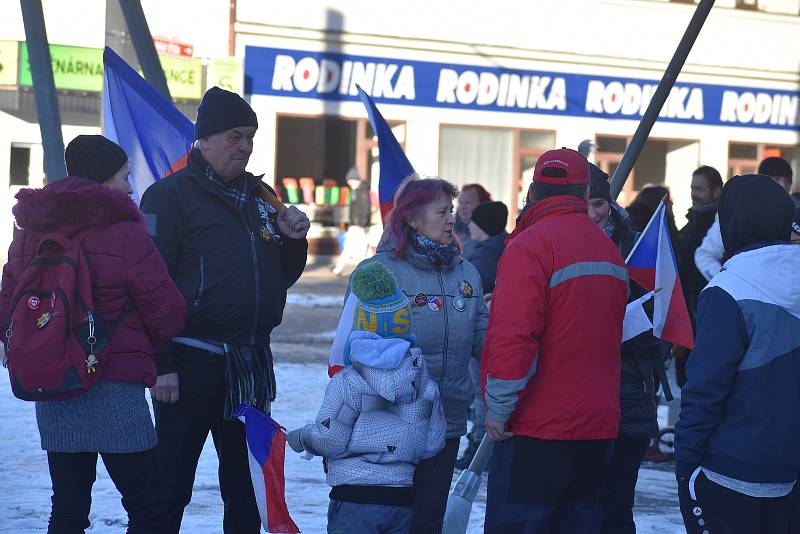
[[356, 86, 415, 222], [235, 403, 300, 534], [102, 47, 193, 205], [625, 199, 694, 349]]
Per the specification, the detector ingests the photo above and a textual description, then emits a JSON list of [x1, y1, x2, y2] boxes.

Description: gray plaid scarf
[[205, 165, 249, 212]]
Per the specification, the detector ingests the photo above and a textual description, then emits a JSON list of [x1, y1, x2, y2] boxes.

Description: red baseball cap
[[533, 148, 590, 185]]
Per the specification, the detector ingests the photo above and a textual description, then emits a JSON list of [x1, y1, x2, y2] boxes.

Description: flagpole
[[20, 0, 66, 182], [117, 0, 171, 101], [610, 0, 715, 200]]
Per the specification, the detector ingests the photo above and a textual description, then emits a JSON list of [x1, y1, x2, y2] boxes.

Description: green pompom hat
[[350, 262, 411, 337]]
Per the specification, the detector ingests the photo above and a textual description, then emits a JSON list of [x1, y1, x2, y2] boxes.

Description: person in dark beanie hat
[[1, 135, 186, 532], [757, 156, 793, 192], [139, 85, 310, 533], [470, 201, 507, 239], [675, 174, 800, 533], [589, 162, 612, 202], [194, 86, 258, 141], [457, 200, 509, 469], [64, 135, 132, 195], [586, 161, 671, 533]]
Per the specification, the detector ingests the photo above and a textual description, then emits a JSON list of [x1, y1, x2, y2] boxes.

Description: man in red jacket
[[482, 147, 629, 533]]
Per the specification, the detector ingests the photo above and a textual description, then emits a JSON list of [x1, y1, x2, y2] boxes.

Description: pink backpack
[[4, 230, 127, 401]]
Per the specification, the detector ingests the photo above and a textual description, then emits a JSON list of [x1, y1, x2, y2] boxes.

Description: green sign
[[160, 55, 202, 100], [208, 57, 243, 94], [20, 43, 103, 92], [15, 41, 223, 100], [0, 41, 19, 86]]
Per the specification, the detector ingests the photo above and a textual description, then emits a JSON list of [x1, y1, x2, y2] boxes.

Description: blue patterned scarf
[[409, 232, 459, 269]]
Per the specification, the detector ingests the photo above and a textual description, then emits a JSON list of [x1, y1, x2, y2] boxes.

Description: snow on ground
[[0, 362, 684, 533], [285, 294, 343, 308]]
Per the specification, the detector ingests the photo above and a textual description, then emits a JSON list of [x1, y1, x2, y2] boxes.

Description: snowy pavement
[[0, 360, 685, 533]]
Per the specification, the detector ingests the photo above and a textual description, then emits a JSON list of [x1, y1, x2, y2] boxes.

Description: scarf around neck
[[409, 232, 459, 269]]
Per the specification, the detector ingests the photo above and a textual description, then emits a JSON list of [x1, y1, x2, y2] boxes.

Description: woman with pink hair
[[352, 177, 488, 533]]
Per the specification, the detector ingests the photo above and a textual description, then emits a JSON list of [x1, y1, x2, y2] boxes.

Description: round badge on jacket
[[453, 296, 466, 312], [414, 292, 428, 307]]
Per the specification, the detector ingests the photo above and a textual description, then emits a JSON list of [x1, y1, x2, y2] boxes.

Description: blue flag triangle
[[356, 86, 415, 221], [102, 47, 194, 204]]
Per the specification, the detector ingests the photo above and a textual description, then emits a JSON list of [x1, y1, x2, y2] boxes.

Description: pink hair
[[384, 177, 460, 257], [462, 183, 492, 203]]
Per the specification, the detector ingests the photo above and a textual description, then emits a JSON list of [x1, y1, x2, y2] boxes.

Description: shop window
[[729, 142, 800, 190], [439, 126, 514, 218], [439, 126, 554, 225], [595, 135, 635, 206], [10, 145, 31, 187], [595, 136, 699, 212]]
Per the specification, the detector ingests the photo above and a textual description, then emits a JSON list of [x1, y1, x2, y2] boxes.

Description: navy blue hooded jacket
[[675, 175, 800, 483]]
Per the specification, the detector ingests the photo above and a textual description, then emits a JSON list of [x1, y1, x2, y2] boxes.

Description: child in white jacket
[[287, 263, 445, 534]]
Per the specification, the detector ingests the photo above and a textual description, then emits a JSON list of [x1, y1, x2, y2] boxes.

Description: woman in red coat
[[0, 135, 188, 534]]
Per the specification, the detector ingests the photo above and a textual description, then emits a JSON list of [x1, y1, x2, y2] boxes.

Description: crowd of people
[[1, 84, 799, 534]]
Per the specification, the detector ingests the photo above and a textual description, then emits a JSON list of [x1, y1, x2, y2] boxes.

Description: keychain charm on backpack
[[86, 354, 98, 374], [85, 311, 98, 374]]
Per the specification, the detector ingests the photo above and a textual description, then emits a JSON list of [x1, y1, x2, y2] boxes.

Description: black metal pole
[[117, 0, 171, 101], [20, 0, 66, 182], [610, 0, 715, 200]]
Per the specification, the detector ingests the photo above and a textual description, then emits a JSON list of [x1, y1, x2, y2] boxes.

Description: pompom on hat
[[349, 262, 411, 338]]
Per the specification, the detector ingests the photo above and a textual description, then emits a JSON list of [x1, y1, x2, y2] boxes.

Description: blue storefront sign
[[244, 45, 799, 131]]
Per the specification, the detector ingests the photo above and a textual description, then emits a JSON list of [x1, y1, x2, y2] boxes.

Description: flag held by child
[[235, 403, 300, 534], [625, 199, 694, 349]]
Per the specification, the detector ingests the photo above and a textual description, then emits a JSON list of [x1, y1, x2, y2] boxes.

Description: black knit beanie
[[589, 162, 611, 201], [65, 135, 128, 184], [758, 157, 793, 183], [471, 201, 508, 236], [195, 86, 258, 140]]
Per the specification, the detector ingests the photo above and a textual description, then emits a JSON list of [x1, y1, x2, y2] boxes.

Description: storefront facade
[[236, 0, 800, 235]]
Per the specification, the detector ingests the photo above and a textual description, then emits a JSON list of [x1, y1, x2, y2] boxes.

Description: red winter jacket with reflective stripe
[[481, 196, 628, 440]]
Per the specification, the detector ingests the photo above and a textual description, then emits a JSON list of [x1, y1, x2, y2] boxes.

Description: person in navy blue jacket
[[674, 174, 800, 533]]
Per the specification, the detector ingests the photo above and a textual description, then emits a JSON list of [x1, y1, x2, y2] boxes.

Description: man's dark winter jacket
[[139, 150, 307, 374], [608, 206, 662, 440], [463, 231, 507, 294], [0, 177, 187, 386], [677, 202, 717, 326]]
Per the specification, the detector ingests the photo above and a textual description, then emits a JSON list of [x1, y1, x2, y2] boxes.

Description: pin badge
[[413, 293, 428, 307], [453, 296, 467, 312], [428, 296, 442, 312], [459, 281, 473, 298], [27, 296, 41, 310], [36, 312, 52, 329], [260, 226, 272, 241]]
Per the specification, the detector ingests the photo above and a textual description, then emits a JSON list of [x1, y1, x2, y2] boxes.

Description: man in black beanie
[[140, 86, 310, 534]]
